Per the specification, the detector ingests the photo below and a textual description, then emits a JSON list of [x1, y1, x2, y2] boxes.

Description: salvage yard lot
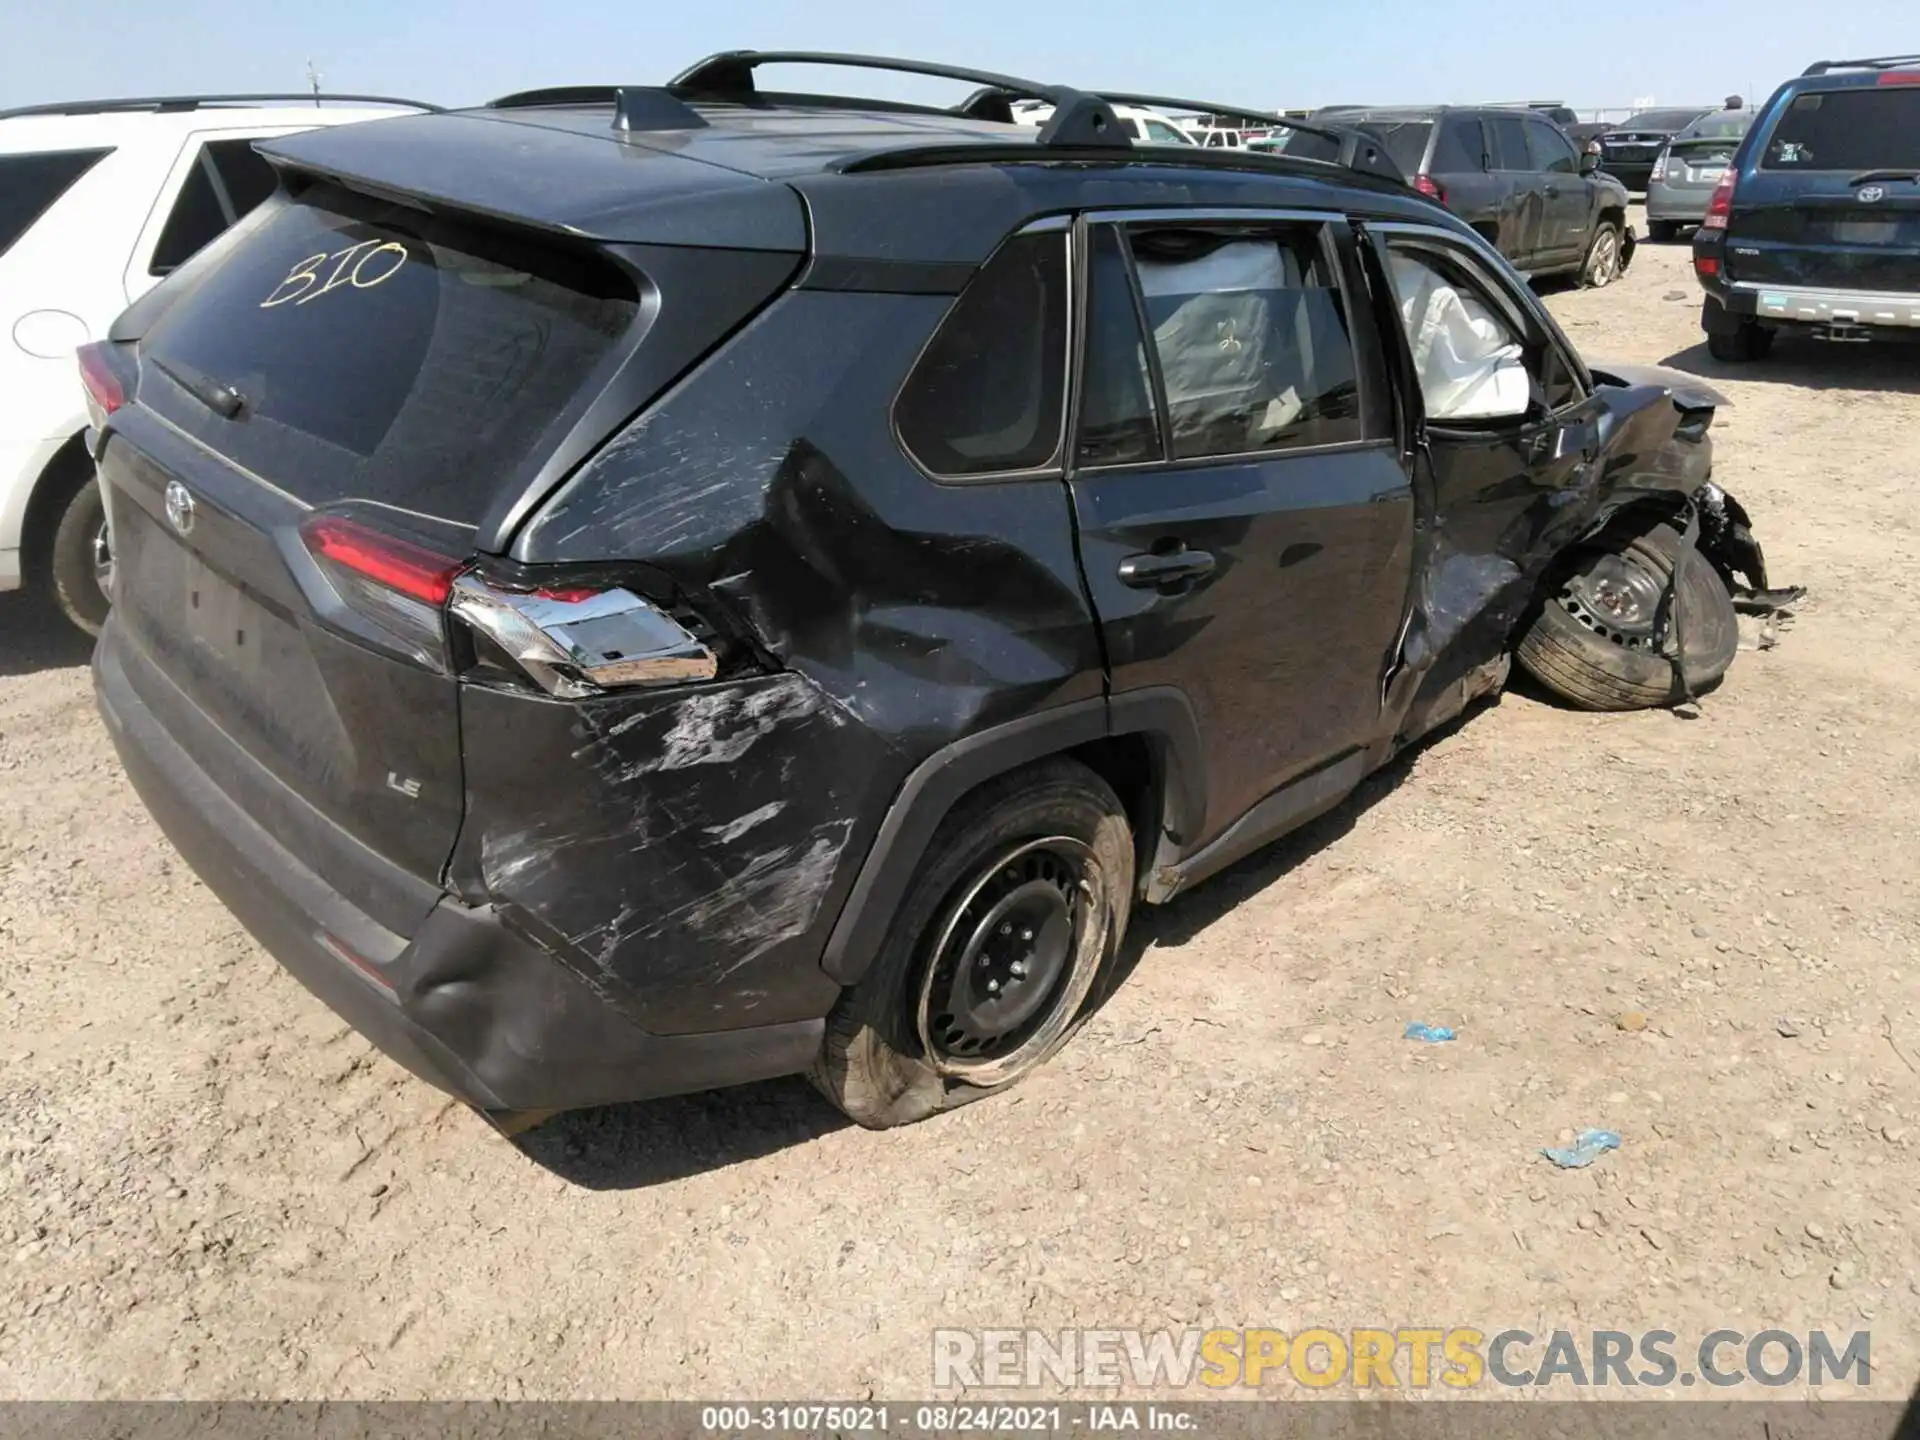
[[2, 215, 1918, 1399]]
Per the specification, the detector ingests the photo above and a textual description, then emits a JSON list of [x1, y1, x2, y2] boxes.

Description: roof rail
[[666, 50, 1402, 182], [1801, 54, 1920, 75], [0, 93, 441, 122], [490, 85, 710, 134], [839, 139, 1409, 189]]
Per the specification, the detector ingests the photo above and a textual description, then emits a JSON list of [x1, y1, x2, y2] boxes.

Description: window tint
[[0, 148, 110, 257], [1129, 225, 1363, 459], [1371, 122, 1434, 178], [896, 232, 1069, 477], [1487, 116, 1534, 171], [1431, 118, 1486, 172], [1077, 228, 1161, 467], [206, 138, 279, 216], [143, 182, 638, 516], [1762, 88, 1920, 171], [1527, 120, 1579, 174]]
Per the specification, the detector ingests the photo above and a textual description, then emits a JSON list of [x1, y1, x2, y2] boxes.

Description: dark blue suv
[[1694, 54, 1920, 361]]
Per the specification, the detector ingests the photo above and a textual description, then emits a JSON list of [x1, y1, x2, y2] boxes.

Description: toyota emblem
[[164, 480, 196, 536], [1858, 184, 1887, 204]]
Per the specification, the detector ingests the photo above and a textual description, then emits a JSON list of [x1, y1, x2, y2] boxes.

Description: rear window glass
[[895, 232, 1069, 477], [1678, 113, 1753, 141], [1624, 109, 1709, 131], [1762, 88, 1920, 170], [0, 148, 111, 257], [142, 183, 637, 515]]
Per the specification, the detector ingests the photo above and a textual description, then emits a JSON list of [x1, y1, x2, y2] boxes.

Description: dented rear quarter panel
[[461, 288, 1103, 1029]]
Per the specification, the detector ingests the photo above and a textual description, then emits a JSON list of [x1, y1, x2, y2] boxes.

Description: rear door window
[[1487, 116, 1534, 172], [142, 181, 639, 516], [1076, 227, 1162, 467], [1762, 87, 1920, 170], [1127, 224, 1364, 460], [1431, 118, 1486, 173], [0, 148, 111, 257], [895, 231, 1069, 477]]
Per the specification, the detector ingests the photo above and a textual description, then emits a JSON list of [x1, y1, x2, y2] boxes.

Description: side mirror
[[1580, 151, 1601, 176]]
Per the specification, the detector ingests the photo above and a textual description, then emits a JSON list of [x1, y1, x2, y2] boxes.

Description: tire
[[1647, 220, 1682, 243], [811, 759, 1134, 1130], [1707, 322, 1775, 363], [1516, 520, 1739, 712], [1581, 220, 1625, 288], [47, 476, 112, 638]]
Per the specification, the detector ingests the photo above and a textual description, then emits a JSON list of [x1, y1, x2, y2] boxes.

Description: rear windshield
[[142, 182, 637, 517], [1676, 113, 1752, 141], [1623, 109, 1708, 131], [0, 148, 111, 257], [1761, 88, 1920, 171]]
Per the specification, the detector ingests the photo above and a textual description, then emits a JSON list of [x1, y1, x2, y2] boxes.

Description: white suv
[[0, 94, 429, 633]]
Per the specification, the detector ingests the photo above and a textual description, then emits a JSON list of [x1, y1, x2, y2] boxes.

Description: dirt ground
[[3, 212, 1918, 1402]]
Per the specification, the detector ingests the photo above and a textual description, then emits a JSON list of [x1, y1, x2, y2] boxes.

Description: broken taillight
[[1702, 171, 1737, 230], [77, 341, 125, 432], [449, 573, 717, 699], [300, 514, 466, 669], [1412, 173, 1445, 202]]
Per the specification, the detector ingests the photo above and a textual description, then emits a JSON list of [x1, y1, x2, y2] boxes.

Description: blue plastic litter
[[1404, 1023, 1456, 1043], [1541, 1129, 1622, 1169]]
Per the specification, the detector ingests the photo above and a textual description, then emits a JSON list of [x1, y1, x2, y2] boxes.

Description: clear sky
[[3, 0, 1915, 115]]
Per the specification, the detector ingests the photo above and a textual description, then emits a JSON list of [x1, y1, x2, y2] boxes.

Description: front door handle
[[1118, 547, 1216, 589]]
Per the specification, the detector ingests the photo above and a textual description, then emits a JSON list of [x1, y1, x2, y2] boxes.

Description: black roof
[[259, 50, 1446, 262]]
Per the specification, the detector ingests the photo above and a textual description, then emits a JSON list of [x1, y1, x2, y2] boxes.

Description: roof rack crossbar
[[0, 93, 441, 121], [1802, 53, 1920, 75]]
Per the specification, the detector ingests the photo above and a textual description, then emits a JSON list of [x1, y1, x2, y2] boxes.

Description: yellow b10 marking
[[260, 239, 409, 309]]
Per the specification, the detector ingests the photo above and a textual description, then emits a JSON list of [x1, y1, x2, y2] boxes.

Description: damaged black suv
[[88, 52, 1788, 1132]]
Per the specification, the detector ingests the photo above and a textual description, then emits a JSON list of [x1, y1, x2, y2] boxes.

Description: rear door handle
[[1118, 547, 1216, 588]]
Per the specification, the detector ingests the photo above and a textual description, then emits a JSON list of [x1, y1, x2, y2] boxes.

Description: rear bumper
[[1731, 280, 1920, 330], [94, 622, 824, 1115]]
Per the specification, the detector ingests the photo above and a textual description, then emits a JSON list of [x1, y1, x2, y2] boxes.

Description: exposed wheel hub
[[1560, 551, 1666, 651], [916, 837, 1108, 1086]]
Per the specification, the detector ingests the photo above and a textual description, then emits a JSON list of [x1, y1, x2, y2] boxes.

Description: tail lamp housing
[[1702, 171, 1737, 230], [298, 512, 716, 694]]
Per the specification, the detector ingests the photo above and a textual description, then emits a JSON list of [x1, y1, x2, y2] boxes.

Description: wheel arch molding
[[818, 689, 1205, 987]]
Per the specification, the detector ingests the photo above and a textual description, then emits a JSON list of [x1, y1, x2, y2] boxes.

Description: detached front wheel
[[1516, 520, 1739, 711], [812, 759, 1133, 1129]]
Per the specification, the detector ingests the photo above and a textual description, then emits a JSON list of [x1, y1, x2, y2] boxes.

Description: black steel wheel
[[1517, 520, 1739, 711], [811, 759, 1133, 1129]]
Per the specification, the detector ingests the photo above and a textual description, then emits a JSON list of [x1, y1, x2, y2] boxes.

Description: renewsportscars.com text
[[932, 1327, 1872, 1391]]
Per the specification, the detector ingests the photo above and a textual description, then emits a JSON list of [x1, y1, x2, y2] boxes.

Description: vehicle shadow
[[512, 1075, 850, 1191], [1659, 338, 1920, 395], [1093, 696, 1493, 991], [514, 698, 1500, 1192], [0, 592, 94, 677]]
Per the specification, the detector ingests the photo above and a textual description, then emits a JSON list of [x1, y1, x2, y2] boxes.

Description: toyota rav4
[[89, 52, 1788, 1134]]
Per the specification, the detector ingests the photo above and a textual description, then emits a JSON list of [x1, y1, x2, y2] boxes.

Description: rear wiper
[[151, 355, 245, 419], [1847, 168, 1920, 186]]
